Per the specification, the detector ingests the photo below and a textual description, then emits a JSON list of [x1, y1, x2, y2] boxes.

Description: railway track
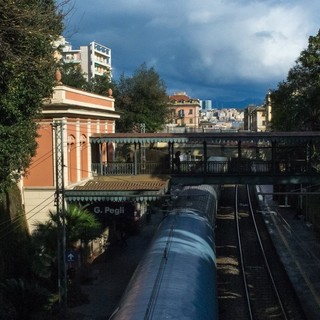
[[217, 185, 306, 320], [236, 185, 286, 319]]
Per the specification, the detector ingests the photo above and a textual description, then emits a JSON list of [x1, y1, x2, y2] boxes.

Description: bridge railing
[[92, 162, 171, 176], [92, 159, 312, 176]]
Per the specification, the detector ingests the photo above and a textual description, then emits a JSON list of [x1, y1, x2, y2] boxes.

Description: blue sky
[[61, 0, 320, 107]]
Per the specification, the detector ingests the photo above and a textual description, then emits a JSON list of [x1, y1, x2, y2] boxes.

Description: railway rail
[[236, 185, 287, 319], [217, 185, 306, 320]]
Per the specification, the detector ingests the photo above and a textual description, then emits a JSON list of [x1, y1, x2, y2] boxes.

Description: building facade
[[200, 99, 213, 111], [21, 83, 120, 232], [55, 36, 112, 80], [167, 92, 200, 130], [244, 105, 267, 132]]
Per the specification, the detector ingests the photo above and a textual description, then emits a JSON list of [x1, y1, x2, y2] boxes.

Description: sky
[[61, 0, 320, 108]]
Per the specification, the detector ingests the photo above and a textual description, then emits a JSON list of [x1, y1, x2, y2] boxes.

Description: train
[[108, 184, 219, 320]]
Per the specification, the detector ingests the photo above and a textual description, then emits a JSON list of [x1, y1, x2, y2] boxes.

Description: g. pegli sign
[[93, 205, 124, 215], [88, 201, 134, 217]]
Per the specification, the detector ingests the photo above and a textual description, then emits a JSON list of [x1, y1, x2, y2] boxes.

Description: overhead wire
[[3, 121, 141, 237], [0, 193, 55, 229], [0, 195, 55, 241]]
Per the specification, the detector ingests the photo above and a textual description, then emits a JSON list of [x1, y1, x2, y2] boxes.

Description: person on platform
[[174, 151, 181, 172]]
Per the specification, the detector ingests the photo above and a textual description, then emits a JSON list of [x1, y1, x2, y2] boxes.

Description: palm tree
[[64, 205, 102, 261], [32, 205, 102, 280]]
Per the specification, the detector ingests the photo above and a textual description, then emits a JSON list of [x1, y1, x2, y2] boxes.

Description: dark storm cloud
[[62, 0, 320, 106]]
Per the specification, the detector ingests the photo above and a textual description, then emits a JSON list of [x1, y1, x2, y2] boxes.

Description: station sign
[[87, 201, 135, 217]]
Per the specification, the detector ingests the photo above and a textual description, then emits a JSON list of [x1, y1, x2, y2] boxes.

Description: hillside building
[[200, 100, 213, 110], [54, 36, 112, 80], [167, 92, 200, 130], [244, 105, 267, 132]]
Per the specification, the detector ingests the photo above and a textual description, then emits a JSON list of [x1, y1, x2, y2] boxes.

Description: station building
[[21, 77, 119, 232]]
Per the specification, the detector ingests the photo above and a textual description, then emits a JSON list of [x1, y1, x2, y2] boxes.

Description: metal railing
[[91, 159, 312, 176], [92, 162, 171, 176]]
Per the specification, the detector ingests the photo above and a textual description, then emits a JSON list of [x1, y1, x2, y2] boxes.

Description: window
[[178, 110, 185, 118], [67, 135, 75, 152], [80, 134, 87, 150], [189, 109, 193, 115]]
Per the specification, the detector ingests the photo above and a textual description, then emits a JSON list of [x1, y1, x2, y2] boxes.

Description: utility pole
[[53, 120, 67, 315]]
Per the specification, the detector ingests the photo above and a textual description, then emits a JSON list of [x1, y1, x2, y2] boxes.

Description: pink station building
[[21, 83, 120, 232]]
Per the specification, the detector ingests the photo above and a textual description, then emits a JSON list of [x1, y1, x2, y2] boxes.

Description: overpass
[[89, 131, 320, 185]]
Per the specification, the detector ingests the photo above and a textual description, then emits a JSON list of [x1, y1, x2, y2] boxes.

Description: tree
[[115, 63, 169, 132], [0, 278, 51, 320], [0, 204, 102, 317], [59, 61, 88, 90], [271, 29, 320, 131], [32, 204, 102, 273], [85, 73, 116, 96], [0, 0, 64, 191], [58, 61, 168, 133], [59, 61, 115, 96]]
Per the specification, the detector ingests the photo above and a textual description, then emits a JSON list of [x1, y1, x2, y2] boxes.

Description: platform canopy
[[65, 176, 170, 202]]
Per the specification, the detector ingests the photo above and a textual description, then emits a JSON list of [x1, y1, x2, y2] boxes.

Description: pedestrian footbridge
[[89, 131, 320, 185]]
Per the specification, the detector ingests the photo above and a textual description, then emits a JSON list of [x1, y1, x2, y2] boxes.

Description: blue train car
[[173, 184, 218, 225], [109, 185, 218, 320]]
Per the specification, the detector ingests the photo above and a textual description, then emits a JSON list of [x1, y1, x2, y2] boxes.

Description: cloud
[[62, 0, 320, 105]]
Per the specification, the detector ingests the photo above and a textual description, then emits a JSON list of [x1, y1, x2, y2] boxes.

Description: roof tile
[[74, 176, 170, 192]]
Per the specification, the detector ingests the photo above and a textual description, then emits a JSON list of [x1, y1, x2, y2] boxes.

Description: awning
[[65, 176, 170, 202], [65, 190, 165, 202]]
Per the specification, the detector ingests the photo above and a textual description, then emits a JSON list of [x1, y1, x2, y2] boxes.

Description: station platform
[[67, 211, 164, 320], [257, 185, 320, 320]]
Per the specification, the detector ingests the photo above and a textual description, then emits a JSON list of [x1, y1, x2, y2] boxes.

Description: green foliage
[[32, 204, 102, 267], [0, 278, 52, 319], [59, 62, 87, 89], [115, 63, 169, 132], [64, 204, 102, 245], [0, 186, 31, 281], [0, 0, 63, 191], [58, 61, 168, 133], [0, 291, 16, 319], [271, 29, 320, 131], [86, 74, 117, 96], [31, 219, 59, 280], [59, 61, 114, 96]]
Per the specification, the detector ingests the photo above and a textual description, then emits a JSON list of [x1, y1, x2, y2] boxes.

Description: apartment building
[[168, 92, 200, 129], [54, 36, 112, 80], [244, 105, 267, 132]]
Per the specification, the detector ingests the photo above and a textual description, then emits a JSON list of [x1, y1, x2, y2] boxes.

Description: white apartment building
[[54, 36, 112, 80]]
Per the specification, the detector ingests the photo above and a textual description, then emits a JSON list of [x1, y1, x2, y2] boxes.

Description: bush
[[0, 278, 52, 319]]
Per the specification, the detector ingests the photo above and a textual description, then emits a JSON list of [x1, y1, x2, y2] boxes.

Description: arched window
[[80, 134, 88, 179], [67, 135, 75, 152], [80, 134, 86, 150]]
